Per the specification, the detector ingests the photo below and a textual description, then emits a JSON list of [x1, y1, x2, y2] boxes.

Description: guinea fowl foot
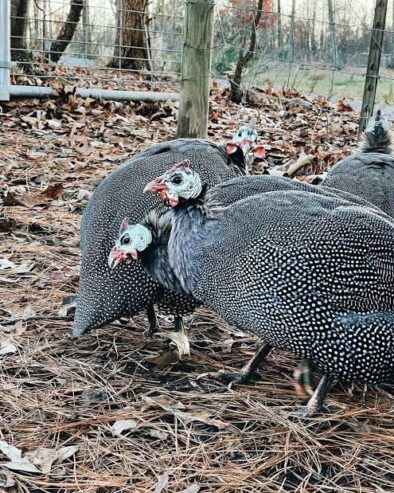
[[198, 343, 272, 385], [289, 402, 332, 419], [289, 374, 334, 419]]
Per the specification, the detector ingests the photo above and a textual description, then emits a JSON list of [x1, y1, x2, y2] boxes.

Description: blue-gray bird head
[[226, 124, 265, 159], [366, 110, 390, 138], [144, 160, 202, 207], [108, 217, 152, 268]]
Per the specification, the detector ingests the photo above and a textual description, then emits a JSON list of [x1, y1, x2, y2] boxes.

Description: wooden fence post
[[0, 0, 11, 102], [177, 0, 215, 139], [359, 0, 388, 134]]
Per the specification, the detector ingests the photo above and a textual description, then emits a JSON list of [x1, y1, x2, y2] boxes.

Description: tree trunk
[[288, 0, 296, 61], [49, 0, 84, 63], [82, 0, 92, 57], [277, 0, 282, 49], [10, 0, 31, 60], [327, 0, 340, 68], [230, 0, 264, 103], [310, 0, 317, 57], [109, 0, 149, 70], [32, 0, 40, 50]]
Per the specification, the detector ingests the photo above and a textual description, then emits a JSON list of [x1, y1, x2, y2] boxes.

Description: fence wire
[[213, 0, 394, 107], [8, 0, 185, 92], [4, 0, 394, 106]]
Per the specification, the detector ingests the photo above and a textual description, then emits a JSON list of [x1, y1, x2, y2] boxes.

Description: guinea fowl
[[323, 111, 394, 218], [72, 131, 261, 339], [110, 171, 391, 391], [111, 161, 394, 416]]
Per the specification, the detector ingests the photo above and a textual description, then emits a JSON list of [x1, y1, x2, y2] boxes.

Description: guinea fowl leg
[[174, 316, 184, 333], [201, 343, 273, 384], [294, 374, 334, 418], [293, 360, 316, 397], [145, 305, 159, 336]]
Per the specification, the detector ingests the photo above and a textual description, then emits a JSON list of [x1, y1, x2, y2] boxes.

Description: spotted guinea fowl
[[323, 111, 394, 218], [72, 132, 261, 339], [110, 171, 391, 389], [113, 161, 394, 416]]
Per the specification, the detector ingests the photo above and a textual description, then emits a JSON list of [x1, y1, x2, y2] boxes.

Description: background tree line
[[9, 0, 394, 101]]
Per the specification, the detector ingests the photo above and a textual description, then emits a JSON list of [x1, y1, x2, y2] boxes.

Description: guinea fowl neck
[[139, 212, 187, 295], [168, 198, 216, 296], [228, 147, 247, 175]]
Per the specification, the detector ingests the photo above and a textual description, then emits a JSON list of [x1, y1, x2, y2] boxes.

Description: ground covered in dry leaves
[[1, 86, 394, 492]]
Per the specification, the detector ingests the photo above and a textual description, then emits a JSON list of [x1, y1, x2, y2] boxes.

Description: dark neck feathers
[[139, 211, 186, 294], [141, 194, 220, 297]]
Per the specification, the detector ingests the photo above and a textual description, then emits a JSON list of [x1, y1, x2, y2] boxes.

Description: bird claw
[[287, 403, 331, 420], [144, 325, 159, 337]]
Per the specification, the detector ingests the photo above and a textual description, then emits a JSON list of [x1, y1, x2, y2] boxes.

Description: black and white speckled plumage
[[323, 112, 394, 218], [207, 175, 389, 217], [147, 189, 394, 384], [72, 139, 245, 337]]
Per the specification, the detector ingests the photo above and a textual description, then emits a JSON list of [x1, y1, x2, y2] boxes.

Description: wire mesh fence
[[2, 0, 394, 110], [213, 0, 394, 107], [7, 0, 185, 93]]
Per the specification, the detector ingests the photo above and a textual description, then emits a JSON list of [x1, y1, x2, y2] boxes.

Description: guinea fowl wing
[[188, 192, 394, 342]]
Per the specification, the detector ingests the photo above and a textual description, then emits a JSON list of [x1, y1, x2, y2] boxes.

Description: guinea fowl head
[[366, 110, 390, 135], [144, 160, 203, 207], [108, 217, 152, 268], [226, 124, 265, 159], [361, 110, 392, 154]]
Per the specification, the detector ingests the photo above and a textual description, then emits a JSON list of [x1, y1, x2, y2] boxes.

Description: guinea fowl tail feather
[[359, 110, 392, 154]]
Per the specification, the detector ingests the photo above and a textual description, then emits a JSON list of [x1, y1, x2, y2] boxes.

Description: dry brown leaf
[[0, 441, 40, 473], [21, 184, 64, 207], [153, 473, 169, 493], [147, 349, 184, 369], [0, 469, 16, 488], [143, 395, 231, 430], [147, 330, 191, 369], [0, 341, 17, 356], [3, 192, 23, 207], [180, 486, 200, 493], [0, 259, 16, 270], [337, 98, 354, 112], [111, 419, 138, 434], [26, 446, 79, 475], [148, 429, 169, 441]]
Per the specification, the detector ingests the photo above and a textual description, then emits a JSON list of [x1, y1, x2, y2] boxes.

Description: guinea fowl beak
[[108, 246, 138, 269], [240, 137, 252, 154], [143, 176, 176, 205], [144, 176, 168, 194]]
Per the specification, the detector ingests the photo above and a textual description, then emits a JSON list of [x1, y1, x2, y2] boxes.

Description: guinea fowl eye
[[121, 235, 130, 245], [172, 175, 182, 185]]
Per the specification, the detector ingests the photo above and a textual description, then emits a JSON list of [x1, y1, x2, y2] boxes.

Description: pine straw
[[1, 91, 394, 492]]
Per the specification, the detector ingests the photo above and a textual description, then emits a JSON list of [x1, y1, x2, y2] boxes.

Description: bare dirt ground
[[1, 86, 394, 492]]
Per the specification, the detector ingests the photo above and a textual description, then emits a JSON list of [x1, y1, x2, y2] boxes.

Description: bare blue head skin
[[226, 124, 266, 163], [143, 160, 203, 207], [108, 218, 152, 267], [231, 125, 258, 153]]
